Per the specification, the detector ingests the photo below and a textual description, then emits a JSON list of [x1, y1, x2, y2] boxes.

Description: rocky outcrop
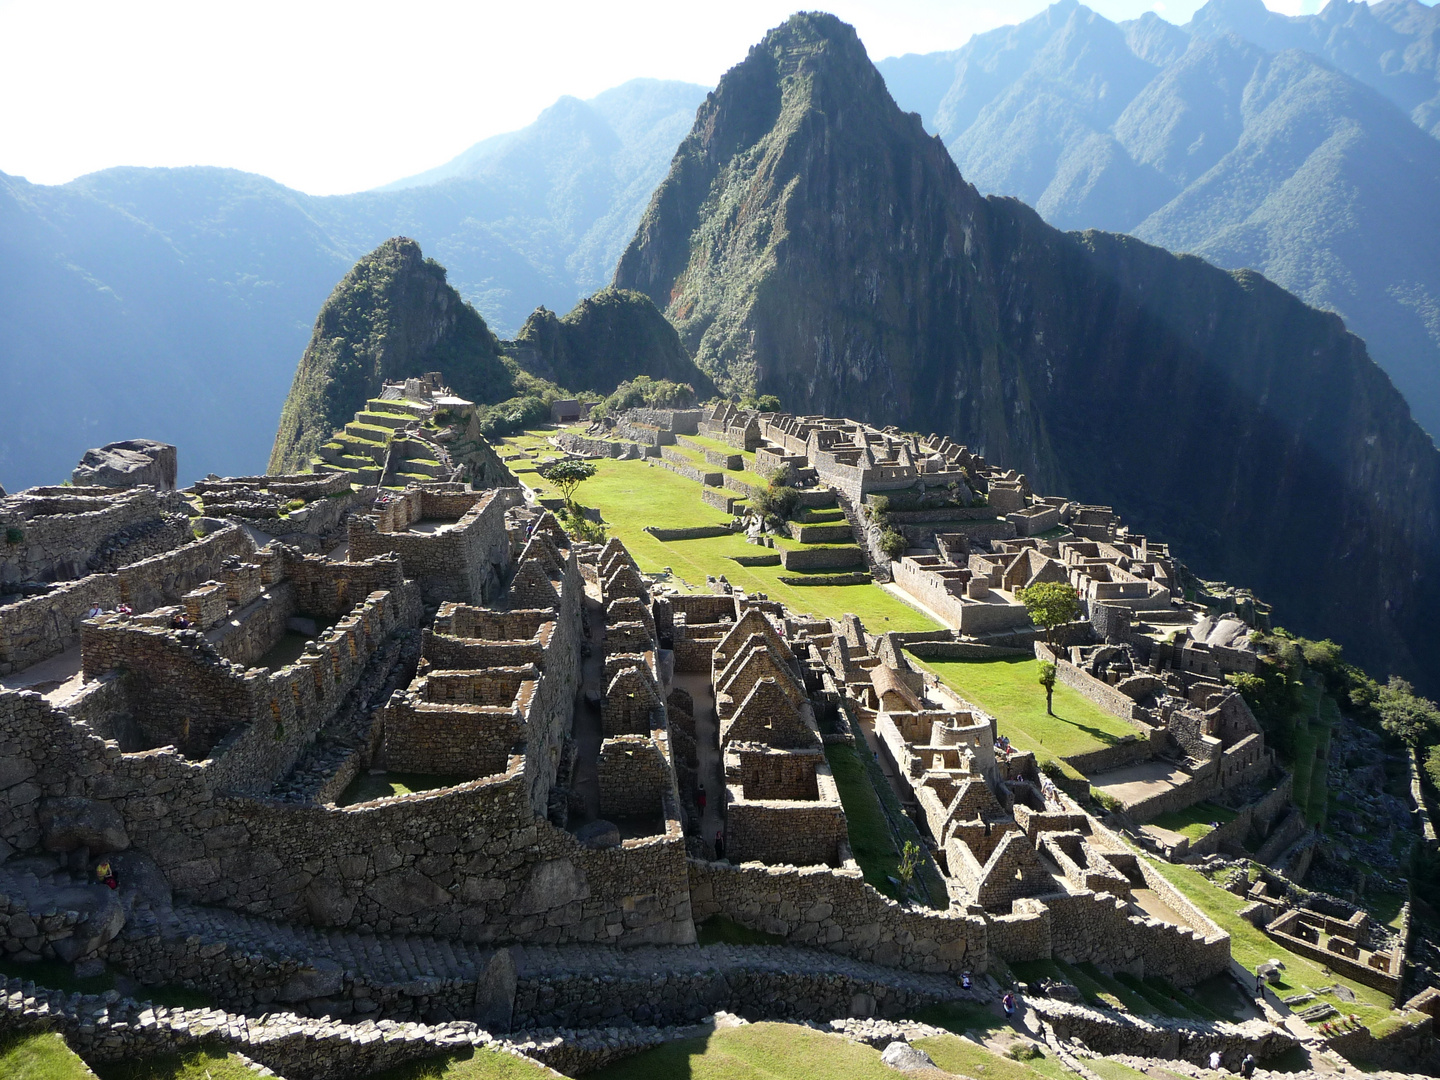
[[614, 12, 1440, 694], [505, 287, 713, 397], [268, 237, 511, 473], [72, 440, 177, 490]]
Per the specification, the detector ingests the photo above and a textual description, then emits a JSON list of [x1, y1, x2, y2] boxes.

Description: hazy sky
[[0, 0, 1328, 195]]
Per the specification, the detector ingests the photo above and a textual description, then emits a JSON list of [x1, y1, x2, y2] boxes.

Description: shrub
[[601, 376, 697, 415], [286, 498, 306, 512], [1007, 1044, 1044, 1061], [1092, 789, 1121, 814], [754, 471, 799, 521], [560, 508, 607, 544], [880, 528, 907, 560]]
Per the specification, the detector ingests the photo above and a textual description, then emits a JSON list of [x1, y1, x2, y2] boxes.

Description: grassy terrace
[[913, 656, 1139, 779], [500, 431, 937, 631], [1146, 860, 1395, 1030], [580, 1022, 1086, 1080], [1149, 801, 1239, 842]]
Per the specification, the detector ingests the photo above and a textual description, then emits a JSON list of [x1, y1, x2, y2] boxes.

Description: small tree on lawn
[[1019, 581, 1080, 652], [897, 840, 922, 898], [1038, 660, 1057, 716], [537, 459, 597, 507]]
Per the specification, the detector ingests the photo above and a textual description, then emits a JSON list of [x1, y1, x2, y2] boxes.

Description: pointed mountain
[[614, 12, 1440, 693], [506, 288, 714, 398], [269, 237, 510, 473]]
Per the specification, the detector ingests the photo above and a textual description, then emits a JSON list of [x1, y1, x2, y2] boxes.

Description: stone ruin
[[0, 435, 1350, 1076]]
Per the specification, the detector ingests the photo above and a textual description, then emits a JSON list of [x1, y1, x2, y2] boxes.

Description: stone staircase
[[832, 489, 892, 583]]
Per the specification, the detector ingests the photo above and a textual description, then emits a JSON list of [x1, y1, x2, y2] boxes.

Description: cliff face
[[505, 287, 713, 396], [268, 237, 510, 473], [614, 13, 1440, 692]]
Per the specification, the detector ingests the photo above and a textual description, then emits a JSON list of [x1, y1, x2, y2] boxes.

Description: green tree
[[537, 458, 597, 505], [1038, 660, 1057, 716], [880, 528, 907, 560], [1019, 581, 1080, 650], [1377, 676, 1440, 748], [897, 840, 922, 897]]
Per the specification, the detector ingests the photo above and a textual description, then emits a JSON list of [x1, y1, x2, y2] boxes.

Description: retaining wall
[[688, 859, 984, 975]]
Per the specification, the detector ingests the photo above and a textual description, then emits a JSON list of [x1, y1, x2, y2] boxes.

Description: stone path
[[673, 670, 723, 849]]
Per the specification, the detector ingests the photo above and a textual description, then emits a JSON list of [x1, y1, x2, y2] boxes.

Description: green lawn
[[366, 1047, 559, 1080], [913, 657, 1141, 777], [587, 1023, 900, 1080], [825, 742, 906, 899], [0, 1032, 97, 1080], [1149, 802, 1239, 841], [500, 433, 937, 632], [1146, 860, 1395, 1029], [91, 1048, 270, 1080], [913, 1033, 1078, 1080]]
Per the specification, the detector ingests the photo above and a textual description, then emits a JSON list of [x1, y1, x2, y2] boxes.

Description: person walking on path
[[1002, 991, 1016, 1020], [1209, 1050, 1222, 1071], [714, 830, 725, 860]]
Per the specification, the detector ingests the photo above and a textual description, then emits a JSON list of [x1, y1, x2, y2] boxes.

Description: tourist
[[714, 830, 725, 860], [1240, 1053, 1256, 1078], [87, 602, 104, 619], [961, 972, 972, 990], [1002, 991, 1015, 1019], [170, 611, 191, 630], [1255, 973, 1265, 998], [1209, 1050, 1222, 1071], [95, 860, 118, 890], [697, 785, 707, 813]]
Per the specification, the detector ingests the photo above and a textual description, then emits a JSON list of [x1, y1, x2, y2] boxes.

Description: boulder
[[192, 516, 229, 537], [72, 439, 177, 490], [50, 884, 125, 962], [39, 797, 129, 854], [880, 1041, 935, 1070]]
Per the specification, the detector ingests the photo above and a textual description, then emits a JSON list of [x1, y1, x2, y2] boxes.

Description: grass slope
[[92, 1048, 267, 1080], [0, 1032, 97, 1080], [588, 1024, 899, 1080]]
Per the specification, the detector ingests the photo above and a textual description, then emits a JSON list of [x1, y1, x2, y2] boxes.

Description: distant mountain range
[[615, 11, 1440, 696], [0, 79, 706, 489], [877, 0, 1440, 438]]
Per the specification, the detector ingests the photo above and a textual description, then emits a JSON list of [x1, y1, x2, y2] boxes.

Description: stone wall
[[688, 859, 984, 974], [726, 800, 847, 866], [1028, 998, 1295, 1066], [779, 546, 864, 571], [597, 735, 669, 819], [0, 975, 511, 1080], [0, 525, 254, 677], [0, 486, 176, 585], [0, 689, 696, 947], [382, 695, 526, 778], [348, 487, 520, 606], [701, 488, 743, 514], [1035, 643, 1146, 723]]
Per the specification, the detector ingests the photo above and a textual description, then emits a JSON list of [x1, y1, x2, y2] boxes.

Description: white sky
[[0, 0, 1331, 195]]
